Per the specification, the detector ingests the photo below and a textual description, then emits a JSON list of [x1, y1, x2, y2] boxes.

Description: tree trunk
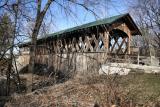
[[28, 34, 37, 73], [28, 20, 42, 92], [28, 0, 53, 92], [28, 0, 53, 73]]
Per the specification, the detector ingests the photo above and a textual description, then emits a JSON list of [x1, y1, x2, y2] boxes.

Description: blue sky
[[44, 0, 129, 33], [8, 0, 130, 53], [13, 0, 130, 45], [0, 0, 130, 34]]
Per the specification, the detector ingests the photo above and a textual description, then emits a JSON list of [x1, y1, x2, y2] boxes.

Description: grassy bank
[[3, 73, 160, 107]]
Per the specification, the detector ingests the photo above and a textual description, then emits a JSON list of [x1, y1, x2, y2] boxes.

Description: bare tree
[[0, 0, 23, 95], [129, 0, 160, 56], [12, 0, 102, 73], [0, 0, 109, 93]]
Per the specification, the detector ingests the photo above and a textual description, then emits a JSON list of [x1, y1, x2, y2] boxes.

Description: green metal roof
[[19, 13, 141, 47], [43, 13, 126, 39]]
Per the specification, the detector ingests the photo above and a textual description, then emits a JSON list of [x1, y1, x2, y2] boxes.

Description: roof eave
[[125, 14, 142, 36]]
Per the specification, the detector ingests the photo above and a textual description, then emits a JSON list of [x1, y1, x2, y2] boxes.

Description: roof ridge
[[40, 13, 128, 39]]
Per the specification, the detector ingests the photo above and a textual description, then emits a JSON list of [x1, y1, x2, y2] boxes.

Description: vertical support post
[[138, 50, 140, 65], [104, 31, 109, 52], [137, 35, 140, 65], [127, 29, 131, 54], [124, 25, 131, 54], [123, 23, 131, 54], [128, 37, 131, 54]]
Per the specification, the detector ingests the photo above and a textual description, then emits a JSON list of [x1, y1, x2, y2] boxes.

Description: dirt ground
[[3, 73, 160, 107]]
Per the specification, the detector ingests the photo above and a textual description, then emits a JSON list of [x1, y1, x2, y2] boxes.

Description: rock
[[99, 65, 130, 75]]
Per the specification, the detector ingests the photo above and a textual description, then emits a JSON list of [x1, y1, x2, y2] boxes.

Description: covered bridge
[[18, 13, 141, 73]]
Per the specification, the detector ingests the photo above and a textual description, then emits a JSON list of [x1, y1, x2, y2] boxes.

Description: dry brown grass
[[4, 73, 160, 107]]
